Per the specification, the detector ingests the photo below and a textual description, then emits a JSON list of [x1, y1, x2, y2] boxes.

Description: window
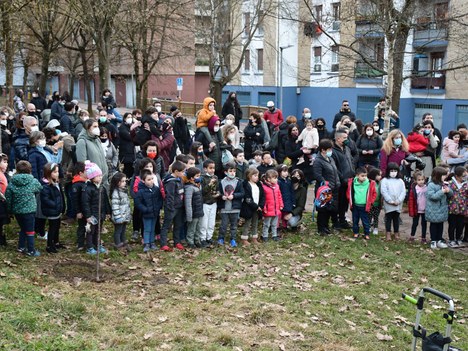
[[257, 49, 263, 71], [244, 50, 250, 71], [332, 2, 341, 21], [314, 5, 322, 22], [331, 45, 339, 71], [243, 13, 250, 36], [431, 52, 444, 76], [313, 46, 322, 64], [257, 9, 264, 36], [414, 103, 443, 130]]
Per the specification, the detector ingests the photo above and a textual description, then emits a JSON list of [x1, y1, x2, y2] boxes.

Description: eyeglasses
[[343, 104, 349, 107]]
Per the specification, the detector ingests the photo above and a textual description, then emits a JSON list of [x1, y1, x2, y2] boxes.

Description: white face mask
[[91, 127, 101, 136], [213, 126, 220, 132], [0, 120, 7, 126], [126, 118, 133, 124], [82, 116, 89, 121], [373, 126, 379, 131], [30, 126, 39, 132], [304, 112, 311, 118], [225, 120, 233, 126], [155, 106, 161, 112], [228, 133, 236, 141], [366, 130, 373, 136], [38, 139, 46, 147], [389, 171, 398, 178]]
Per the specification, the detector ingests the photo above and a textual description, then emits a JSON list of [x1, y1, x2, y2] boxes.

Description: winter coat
[[71, 177, 87, 215], [162, 174, 184, 211], [154, 132, 176, 173], [173, 116, 191, 154], [332, 110, 356, 128], [118, 123, 136, 164], [262, 181, 284, 217], [425, 181, 452, 223], [284, 136, 306, 168], [75, 129, 109, 182], [236, 161, 249, 180], [184, 182, 204, 221], [441, 137, 460, 162], [335, 121, 360, 142], [133, 151, 165, 179], [356, 134, 383, 165], [40, 182, 64, 218], [195, 127, 226, 172], [218, 177, 244, 210], [275, 122, 290, 163], [447, 179, 468, 216], [380, 177, 406, 213], [332, 144, 355, 183], [50, 101, 64, 120], [278, 177, 295, 213], [221, 100, 243, 125], [243, 122, 265, 159], [346, 177, 377, 212], [408, 183, 422, 218], [60, 112, 75, 135], [102, 140, 119, 178], [1, 126, 12, 159], [257, 162, 276, 177], [5, 174, 42, 214], [263, 108, 284, 129], [13, 129, 30, 163], [380, 147, 408, 176], [111, 188, 132, 223], [407, 132, 429, 153], [99, 121, 119, 147], [28, 147, 49, 181], [201, 173, 220, 204], [291, 183, 307, 217], [312, 153, 341, 191], [81, 182, 111, 221], [30, 96, 47, 113], [197, 97, 217, 128], [240, 180, 265, 219], [134, 182, 163, 219]]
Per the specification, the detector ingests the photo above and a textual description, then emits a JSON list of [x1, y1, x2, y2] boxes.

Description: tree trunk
[[210, 79, 224, 113], [69, 75, 75, 98], [80, 48, 93, 114], [39, 48, 51, 97], [97, 39, 111, 92], [390, 27, 410, 114], [1, 6, 15, 107], [22, 59, 29, 93]]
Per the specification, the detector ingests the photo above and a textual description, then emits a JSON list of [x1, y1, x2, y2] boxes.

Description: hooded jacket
[[82, 182, 111, 221], [346, 177, 377, 212], [197, 97, 217, 128], [75, 129, 109, 181], [134, 182, 163, 219], [40, 180, 64, 218], [184, 182, 204, 221], [240, 179, 265, 219], [162, 174, 184, 211], [441, 137, 459, 162], [5, 174, 42, 214], [262, 181, 284, 217], [407, 132, 429, 153]]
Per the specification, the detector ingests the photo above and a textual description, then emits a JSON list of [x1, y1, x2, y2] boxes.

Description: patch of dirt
[[45, 259, 128, 282]]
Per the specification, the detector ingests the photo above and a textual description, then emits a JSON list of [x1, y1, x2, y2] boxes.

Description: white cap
[[266, 101, 275, 107]]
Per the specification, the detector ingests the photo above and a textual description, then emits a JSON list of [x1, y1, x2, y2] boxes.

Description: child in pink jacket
[[261, 169, 284, 241]]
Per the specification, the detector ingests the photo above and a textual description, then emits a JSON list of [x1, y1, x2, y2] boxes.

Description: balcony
[[411, 71, 446, 94], [354, 60, 384, 82], [355, 21, 384, 38], [413, 23, 448, 49]]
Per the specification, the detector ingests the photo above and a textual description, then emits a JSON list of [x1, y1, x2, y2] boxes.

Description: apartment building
[[227, 0, 468, 135]]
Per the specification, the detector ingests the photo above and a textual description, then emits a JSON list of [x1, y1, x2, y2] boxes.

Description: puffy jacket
[[71, 177, 87, 214], [118, 123, 136, 164], [184, 183, 204, 221], [13, 129, 30, 163], [278, 177, 295, 213], [332, 144, 355, 182], [5, 174, 42, 214], [28, 148, 48, 181], [407, 132, 429, 153], [356, 134, 383, 164], [240, 180, 265, 219], [447, 179, 468, 216], [441, 137, 459, 162], [111, 188, 132, 223], [40, 182, 64, 217], [263, 108, 284, 129], [197, 97, 216, 128], [82, 182, 111, 221], [425, 181, 452, 223], [201, 173, 220, 205], [291, 183, 307, 217], [346, 177, 377, 212], [134, 182, 163, 218], [312, 153, 340, 191], [218, 177, 244, 210], [262, 181, 284, 217], [162, 174, 184, 211]]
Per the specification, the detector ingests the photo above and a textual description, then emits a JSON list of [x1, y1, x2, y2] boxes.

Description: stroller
[[402, 287, 462, 351]]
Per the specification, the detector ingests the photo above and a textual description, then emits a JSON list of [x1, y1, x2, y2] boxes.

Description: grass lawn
[[0, 217, 467, 351]]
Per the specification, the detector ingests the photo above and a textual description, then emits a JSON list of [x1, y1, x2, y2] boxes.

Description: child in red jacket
[[261, 169, 284, 242], [408, 171, 428, 243], [346, 167, 377, 240]]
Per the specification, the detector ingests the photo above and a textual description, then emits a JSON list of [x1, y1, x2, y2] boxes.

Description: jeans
[[160, 207, 183, 246], [142, 218, 156, 245], [186, 217, 202, 245], [410, 213, 427, 238], [448, 214, 464, 241], [47, 218, 61, 248], [385, 211, 400, 233], [218, 212, 239, 241], [288, 215, 302, 228], [242, 212, 259, 240], [15, 213, 35, 252], [200, 203, 217, 241], [262, 216, 279, 239], [76, 218, 86, 249], [430, 222, 444, 242], [114, 222, 128, 246], [352, 205, 370, 235]]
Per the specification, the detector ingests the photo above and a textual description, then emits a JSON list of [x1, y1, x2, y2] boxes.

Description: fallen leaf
[[128, 266, 138, 270], [143, 332, 154, 340], [158, 316, 168, 323], [376, 333, 393, 341]]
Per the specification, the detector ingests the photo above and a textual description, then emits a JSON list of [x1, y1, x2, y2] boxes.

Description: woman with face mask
[[284, 123, 314, 182], [75, 118, 109, 187], [118, 113, 137, 178], [220, 114, 240, 149], [356, 123, 383, 168], [221, 92, 243, 127], [379, 129, 409, 176], [195, 116, 227, 177]]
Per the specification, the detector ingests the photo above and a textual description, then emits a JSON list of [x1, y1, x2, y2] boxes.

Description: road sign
[[176, 77, 183, 91]]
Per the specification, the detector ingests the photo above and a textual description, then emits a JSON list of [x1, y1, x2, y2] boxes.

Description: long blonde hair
[[382, 129, 409, 155]]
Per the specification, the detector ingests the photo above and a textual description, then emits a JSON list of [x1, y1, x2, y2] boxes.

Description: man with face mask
[[30, 90, 47, 114], [14, 116, 39, 163], [51, 95, 66, 121], [332, 100, 356, 129], [263, 101, 283, 131], [331, 129, 355, 230], [26, 103, 41, 123], [297, 107, 312, 131]]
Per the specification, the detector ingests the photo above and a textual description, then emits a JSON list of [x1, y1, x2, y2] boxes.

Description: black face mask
[[291, 177, 300, 184], [317, 124, 324, 129]]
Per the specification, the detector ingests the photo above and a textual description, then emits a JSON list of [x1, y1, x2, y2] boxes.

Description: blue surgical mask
[[326, 150, 333, 158], [194, 177, 202, 183], [99, 117, 107, 123], [423, 129, 431, 135], [226, 173, 235, 179], [394, 138, 402, 146]]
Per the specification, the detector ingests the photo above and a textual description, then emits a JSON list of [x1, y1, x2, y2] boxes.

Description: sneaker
[[364, 235, 370, 240], [188, 244, 196, 249], [195, 242, 203, 248], [87, 248, 97, 255], [150, 243, 157, 250], [272, 237, 280, 242], [230, 239, 237, 247], [353, 234, 359, 239], [200, 240, 208, 248], [447, 240, 459, 248], [99, 246, 108, 254], [38, 232, 48, 240], [55, 243, 67, 250], [262, 237, 269, 243], [430, 241, 437, 249], [77, 246, 85, 251], [160, 245, 173, 252], [206, 239, 213, 245], [26, 249, 40, 257], [143, 244, 151, 252], [217, 238, 225, 246], [131, 231, 140, 241], [175, 243, 185, 251], [17, 247, 27, 254], [46, 246, 58, 254], [372, 228, 378, 235], [456, 240, 463, 246], [436, 240, 448, 249]]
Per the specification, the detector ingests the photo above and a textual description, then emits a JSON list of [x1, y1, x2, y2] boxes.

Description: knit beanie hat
[[85, 161, 102, 179], [164, 115, 175, 125], [172, 109, 181, 118]]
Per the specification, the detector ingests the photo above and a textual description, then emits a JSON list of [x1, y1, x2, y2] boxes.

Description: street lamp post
[[279, 44, 294, 110]]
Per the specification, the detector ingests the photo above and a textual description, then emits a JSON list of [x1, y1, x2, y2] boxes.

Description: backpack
[[266, 130, 279, 151], [314, 181, 333, 208]]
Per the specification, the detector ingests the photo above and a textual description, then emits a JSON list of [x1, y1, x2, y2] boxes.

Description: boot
[[386, 232, 392, 241], [394, 232, 400, 240], [251, 238, 260, 245], [241, 239, 250, 246]]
